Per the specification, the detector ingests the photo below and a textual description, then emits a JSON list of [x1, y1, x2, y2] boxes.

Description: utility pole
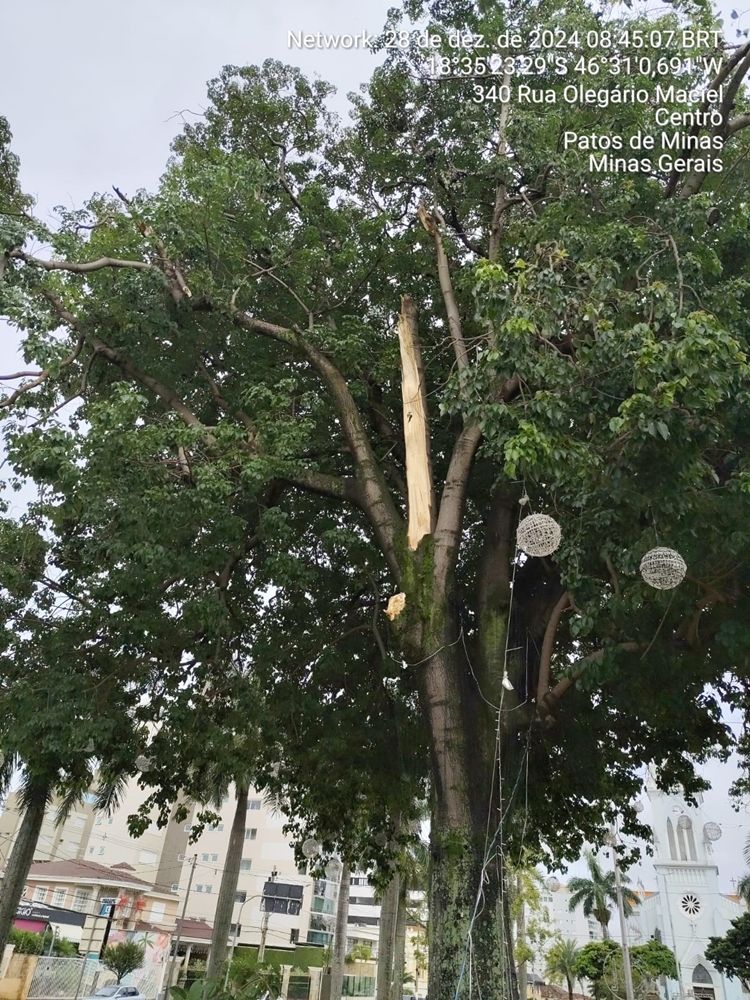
[[609, 828, 635, 1000], [257, 868, 277, 963], [162, 854, 197, 1000]]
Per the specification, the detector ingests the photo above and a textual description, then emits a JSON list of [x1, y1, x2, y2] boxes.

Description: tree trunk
[[376, 872, 401, 1000], [0, 781, 49, 956], [419, 628, 520, 1000], [389, 884, 407, 1000], [516, 876, 527, 1000], [566, 975, 573, 1000], [205, 783, 248, 983], [601, 922, 609, 941], [330, 863, 350, 1000]]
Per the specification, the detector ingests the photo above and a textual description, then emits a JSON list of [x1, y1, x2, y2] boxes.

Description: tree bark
[[389, 884, 407, 1000], [205, 783, 248, 983], [330, 863, 350, 1000], [0, 781, 50, 956], [420, 628, 519, 1000], [377, 873, 401, 1000], [516, 876, 527, 1000]]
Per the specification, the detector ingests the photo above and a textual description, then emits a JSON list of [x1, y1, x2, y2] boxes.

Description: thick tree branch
[[281, 471, 361, 505], [9, 248, 155, 276], [535, 592, 572, 704], [418, 203, 469, 370], [433, 422, 482, 590], [539, 641, 642, 717], [231, 306, 404, 580]]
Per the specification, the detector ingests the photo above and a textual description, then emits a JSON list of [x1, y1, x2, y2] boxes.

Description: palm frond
[[94, 770, 130, 816], [737, 872, 750, 903], [744, 831, 750, 869]]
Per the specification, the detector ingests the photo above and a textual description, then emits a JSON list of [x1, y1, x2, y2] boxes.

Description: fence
[[26, 956, 163, 1000]]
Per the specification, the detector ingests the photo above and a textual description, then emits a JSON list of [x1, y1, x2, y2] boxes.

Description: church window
[[680, 893, 701, 917], [666, 819, 677, 860], [692, 966, 712, 984], [677, 816, 697, 861]]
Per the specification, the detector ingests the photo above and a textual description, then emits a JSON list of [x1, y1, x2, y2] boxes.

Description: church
[[625, 781, 746, 1000]]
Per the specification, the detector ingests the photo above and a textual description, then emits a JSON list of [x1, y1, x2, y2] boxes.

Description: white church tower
[[626, 776, 745, 1000]]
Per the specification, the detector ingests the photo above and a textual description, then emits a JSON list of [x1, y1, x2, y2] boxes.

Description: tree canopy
[[3, 0, 750, 996]]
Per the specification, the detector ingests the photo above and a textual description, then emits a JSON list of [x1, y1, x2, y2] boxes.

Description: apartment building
[[0, 780, 424, 970]]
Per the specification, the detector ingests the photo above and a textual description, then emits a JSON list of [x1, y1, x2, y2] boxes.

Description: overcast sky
[[1, 0, 748, 892]]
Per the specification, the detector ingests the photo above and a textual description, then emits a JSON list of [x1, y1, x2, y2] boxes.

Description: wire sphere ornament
[[677, 814, 692, 831], [639, 547, 687, 590], [545, 876, 560, 892], [516, 514, 562, 558], [325, 859, 342, 880], [633, 799, 644, 814], [302, 837, 321, 860], [703, 821, 722, 842]]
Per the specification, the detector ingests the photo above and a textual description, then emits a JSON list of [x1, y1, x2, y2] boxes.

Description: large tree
[[3, 1, 750, 999]]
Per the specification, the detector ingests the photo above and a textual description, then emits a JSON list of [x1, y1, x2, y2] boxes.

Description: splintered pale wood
[[397, 295, 435, 550]]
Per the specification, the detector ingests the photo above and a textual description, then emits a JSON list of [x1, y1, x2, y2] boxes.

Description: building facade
[[625, 784, 746, 1000]]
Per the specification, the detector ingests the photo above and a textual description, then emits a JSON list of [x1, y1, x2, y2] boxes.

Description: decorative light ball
[[373, 831, 388, 848], [703, 822, 722, 843], [545, 876, 560, 893], [516, 514, 562, 558], [325, 859, 342, 880], [633, 800, 644, 814], [639, 547, 686, 590], [677, 815, 692, 831], [302, 838, 321, 860]]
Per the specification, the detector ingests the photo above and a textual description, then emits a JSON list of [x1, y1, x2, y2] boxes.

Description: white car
[[87, 986, 145, 1000]]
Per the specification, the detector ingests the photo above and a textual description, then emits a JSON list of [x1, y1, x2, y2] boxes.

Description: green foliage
[[101, 941, 146, 983], [9, 928, 45, 954], [346, 943, 375, 963], [705, 914, 750, 990], [630, 940, 677, 980], [573, 940, 622, 988]]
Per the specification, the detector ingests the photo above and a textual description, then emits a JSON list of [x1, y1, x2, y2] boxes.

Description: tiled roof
[[26, 859, 154, 888], [176, 917, 213, 941]]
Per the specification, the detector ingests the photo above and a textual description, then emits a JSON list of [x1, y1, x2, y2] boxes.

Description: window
[[52, 889, 67, 907], [680, 894, 701, 917], [666, 819, 677, 860], [245, 829, 257, 841], [229, 923, 242, 937], [201, 853, 219, 863], [89, 847, 95, 855], [209, 823, 224, 832], [171, 883, 180, 892], [33, 887, 47, 903], [240, 860, 252, 872], [290, 929, 299, 944], [247, 799, 261, 811], [74, 890, 91, 910], [235, 891, 247, 904], [98, 847, 105, 855], [151, 902, 166, 922]]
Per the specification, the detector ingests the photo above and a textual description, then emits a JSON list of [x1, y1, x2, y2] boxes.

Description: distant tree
[[102, 941, 146, 983], [630, 940, 677, 980], [545, 940, 581, 1000], [347, 943, 375, 963], [706, 914, 750, 991], [568, 852, 639, 939], [573, 941, 621, 1000], [736, 833, 750, 905]]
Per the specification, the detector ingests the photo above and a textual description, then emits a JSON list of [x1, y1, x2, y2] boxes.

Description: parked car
[[86, 986, 145, 1000]]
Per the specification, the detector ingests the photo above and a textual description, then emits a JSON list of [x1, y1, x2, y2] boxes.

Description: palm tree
[[567, 851, 639, 939], [545, 939, 581, 1000], [737, 831, 750, 905]]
